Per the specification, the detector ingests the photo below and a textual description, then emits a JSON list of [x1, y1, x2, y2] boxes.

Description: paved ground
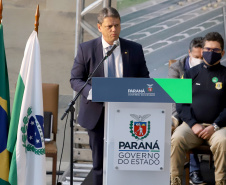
[[120, 0, 226, 78]]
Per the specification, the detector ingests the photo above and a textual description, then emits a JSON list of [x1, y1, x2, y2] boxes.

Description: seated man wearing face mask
[[169, 37, 205, 185], [171, 32, 226, 185]]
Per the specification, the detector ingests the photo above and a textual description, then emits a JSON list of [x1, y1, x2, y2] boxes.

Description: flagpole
[[34, 4, 40, 34], [0, 0, 3, 25]]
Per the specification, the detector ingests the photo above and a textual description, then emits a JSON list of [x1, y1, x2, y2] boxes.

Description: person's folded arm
[[176, 103, 197, 128]]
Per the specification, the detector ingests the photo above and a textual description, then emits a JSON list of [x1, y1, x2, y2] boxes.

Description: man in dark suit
[[70, 7, 149, 185]]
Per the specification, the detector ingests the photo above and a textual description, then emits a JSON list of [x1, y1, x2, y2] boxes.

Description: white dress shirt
[[102, 36, 123, 78], [87, 37, 123, 100]]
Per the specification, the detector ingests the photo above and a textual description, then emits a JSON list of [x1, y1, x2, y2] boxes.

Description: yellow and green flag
[[0, 24, 10, 185]]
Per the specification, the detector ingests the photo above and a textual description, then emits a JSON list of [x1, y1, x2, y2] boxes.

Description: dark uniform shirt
[[176, 63, 226, 128]]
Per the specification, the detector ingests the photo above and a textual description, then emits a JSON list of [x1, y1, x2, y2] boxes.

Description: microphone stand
[[61, 54, 109, 185]]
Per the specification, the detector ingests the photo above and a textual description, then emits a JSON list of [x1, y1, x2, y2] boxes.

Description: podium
[[92, 78, 191, 185]]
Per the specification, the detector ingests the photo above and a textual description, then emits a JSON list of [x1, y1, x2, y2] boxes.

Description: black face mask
[[203, 51, 222, 65]]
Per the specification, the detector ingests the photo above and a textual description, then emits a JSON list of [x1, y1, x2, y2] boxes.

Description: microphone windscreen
[[113, 40, 119, 46]]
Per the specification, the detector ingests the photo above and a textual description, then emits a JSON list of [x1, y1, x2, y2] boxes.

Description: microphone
[[106, 40, 119, 57]]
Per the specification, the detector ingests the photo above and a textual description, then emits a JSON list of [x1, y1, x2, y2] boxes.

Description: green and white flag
[[7, 31, 46, 185]]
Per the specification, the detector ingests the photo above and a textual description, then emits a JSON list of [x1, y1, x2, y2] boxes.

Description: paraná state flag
[[7, 31, 46, 185]]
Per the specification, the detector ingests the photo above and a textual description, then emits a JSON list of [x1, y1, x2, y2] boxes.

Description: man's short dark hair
[[97, 7, 121, 24], [189, 37, 204, 51], [203, 32, 224, 50]]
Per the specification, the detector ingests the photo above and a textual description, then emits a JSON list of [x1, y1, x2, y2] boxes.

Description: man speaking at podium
[[70, 7, 149, 185]]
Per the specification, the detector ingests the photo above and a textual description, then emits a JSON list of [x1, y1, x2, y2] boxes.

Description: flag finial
[[34, 4, 40, 34], [0, 0, 3, 25]]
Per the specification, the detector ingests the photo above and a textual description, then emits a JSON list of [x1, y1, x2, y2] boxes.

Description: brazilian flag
[[0, 24, 10, 185]]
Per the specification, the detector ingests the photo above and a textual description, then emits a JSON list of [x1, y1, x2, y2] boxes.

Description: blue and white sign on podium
[[92, 78, 191, 185]]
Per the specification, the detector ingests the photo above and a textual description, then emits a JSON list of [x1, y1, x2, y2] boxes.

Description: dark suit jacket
[[70, 37, 149, 130]]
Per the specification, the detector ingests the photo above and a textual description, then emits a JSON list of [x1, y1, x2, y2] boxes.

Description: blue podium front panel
[[92, 78, 191, 103]]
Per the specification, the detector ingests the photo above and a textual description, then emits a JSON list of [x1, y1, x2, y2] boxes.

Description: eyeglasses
[[203, 47, 222, 53]]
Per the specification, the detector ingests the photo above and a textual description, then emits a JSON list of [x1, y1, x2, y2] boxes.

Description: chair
[[168, 60, 213, 185], [168, 59, 177, 67], [43, 83, 59, 185], [185, 145, 213, 185]]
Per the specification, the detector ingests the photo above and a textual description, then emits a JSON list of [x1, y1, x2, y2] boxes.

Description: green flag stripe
[[8, 145, 17, 185], [7, 75, 25, 153], [7, 74, 24, 185], [154, 78, 192, 103]]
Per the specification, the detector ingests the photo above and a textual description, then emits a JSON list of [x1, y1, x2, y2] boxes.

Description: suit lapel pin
[[125, 51, 128, 54]]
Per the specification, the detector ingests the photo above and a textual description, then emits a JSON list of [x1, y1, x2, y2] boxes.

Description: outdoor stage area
[[3, 0, 225, 184]]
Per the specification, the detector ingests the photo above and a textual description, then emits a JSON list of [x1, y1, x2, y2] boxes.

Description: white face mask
[[189, 57, 203, 68]]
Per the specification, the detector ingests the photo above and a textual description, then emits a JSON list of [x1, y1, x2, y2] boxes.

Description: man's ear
[[188, 49, 191, 57], [201, 48, 204, 54], [97, 23, 102, 32], [222, 50, 225, 58]]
